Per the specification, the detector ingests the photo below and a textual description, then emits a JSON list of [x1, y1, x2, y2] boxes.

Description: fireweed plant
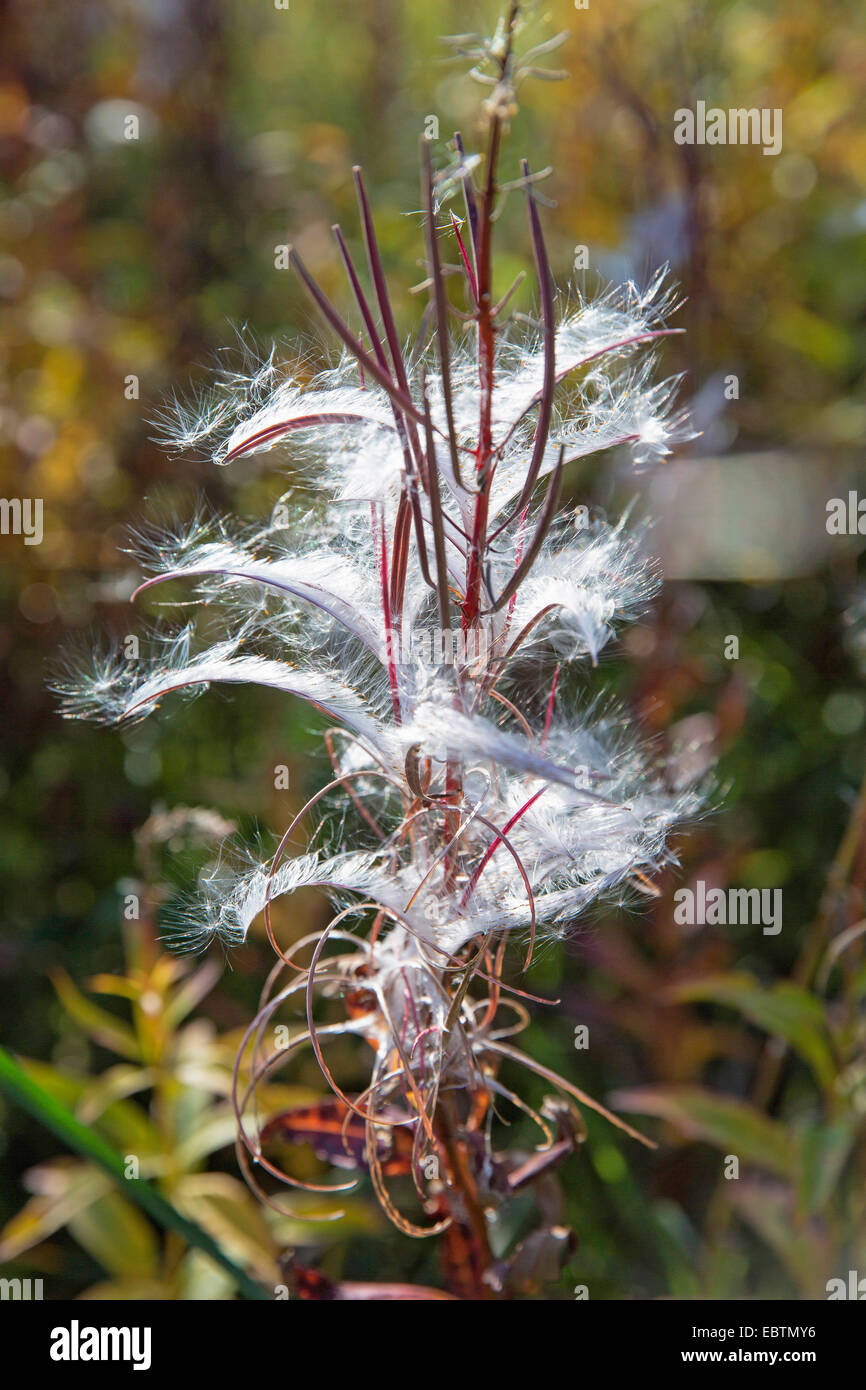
[[59, 7, 701, 1296]]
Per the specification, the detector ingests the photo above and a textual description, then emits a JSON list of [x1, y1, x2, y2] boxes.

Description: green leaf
[[68, 1189, 160, 1279], [173, 1173, 278, 1283], [20, 1059, 159, 1157], [78, 1279, 171, 1301], [172, 1106, 248, 1167], [730, 1180, 825, 1295], [77, 1064, 155, 1124], [669, 973, 837, 1089], [51, 970, 140, 1060], [176, 1250, 236, 1301], [797, 1120, 856, 1215], [163, 960, 222, 1029], [0, 1162, 112, 1261], [612, 1085, 794, 1178]]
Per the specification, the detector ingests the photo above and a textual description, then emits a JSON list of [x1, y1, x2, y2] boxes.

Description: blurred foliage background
[[1, 0, 865, 1298]]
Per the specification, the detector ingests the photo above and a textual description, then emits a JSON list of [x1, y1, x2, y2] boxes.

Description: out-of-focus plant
[[53, 4, 703, 1298], [0, 804, 355, 1300], [0, 917, 294, 1299], [614, 776, 866, 1299]]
